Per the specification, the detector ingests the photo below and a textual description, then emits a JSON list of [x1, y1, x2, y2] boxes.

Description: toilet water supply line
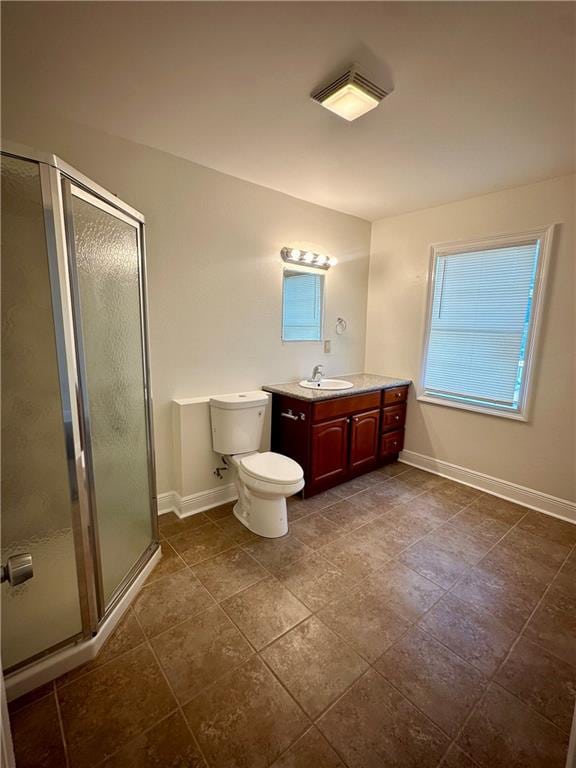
[[214, 457, 230, 480]]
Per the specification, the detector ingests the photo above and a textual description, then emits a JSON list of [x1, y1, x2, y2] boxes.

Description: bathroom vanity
[[263, 374, 410, 497]]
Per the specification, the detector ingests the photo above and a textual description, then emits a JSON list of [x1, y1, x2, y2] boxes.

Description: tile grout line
[[199, 482, 482, 765], [127, 603, 212, 768], [90, 710, 188, 768], [258, 489, 571, 766], [145, 483, 572, 768], [165, 470, 446, 585], [434, 539, 576, 766], [55, 613, 150, 691], [52, 679, 71, 768], [129, 477, 488, 741], [295, 567, 474, 764], [146, 499, 573, 768], [184, 600, 317, 766], [207, 481, 441, 650], [417, 507, 536, 766], [373, 531, 575, 765], [161, 504, 575, 768], [168, 469, 412, 565], [143, 554, 363, 768], [23, 466, 569, 768], [162, 480, 437, 766]]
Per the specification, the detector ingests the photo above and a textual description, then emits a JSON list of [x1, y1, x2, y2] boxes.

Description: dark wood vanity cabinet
[[270, 385, 409, 497]]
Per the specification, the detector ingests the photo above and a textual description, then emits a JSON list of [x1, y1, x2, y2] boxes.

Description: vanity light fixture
[[281, 247, 337, 270], [311, 65, 390, 121]]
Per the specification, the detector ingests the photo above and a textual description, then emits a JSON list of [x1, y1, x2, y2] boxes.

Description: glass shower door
[[64, 183, 155, 610], [1, 156, 83, 669]]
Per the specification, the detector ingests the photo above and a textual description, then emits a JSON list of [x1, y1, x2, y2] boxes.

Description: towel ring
[[336, 317, 347, 335]]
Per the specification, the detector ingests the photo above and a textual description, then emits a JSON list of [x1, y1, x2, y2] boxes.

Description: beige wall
[[5, 111, 573, 504], [366, 174, 576, 502], [3, 114, 370, 494]]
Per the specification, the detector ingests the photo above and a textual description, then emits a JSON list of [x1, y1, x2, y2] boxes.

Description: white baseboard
[[400, 449, 576, 524], [158, 484, 238, 519], [5, 546, 162, 702], [157, 491, 177, 515]]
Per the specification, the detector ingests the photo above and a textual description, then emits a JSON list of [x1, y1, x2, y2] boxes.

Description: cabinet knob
[[353, 416, 358, 423], [395, 415, 400, 421]]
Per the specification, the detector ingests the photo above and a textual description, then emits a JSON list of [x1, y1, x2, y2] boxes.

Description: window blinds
[[282, 271, 323, 341], [422, 242, 540, 410]]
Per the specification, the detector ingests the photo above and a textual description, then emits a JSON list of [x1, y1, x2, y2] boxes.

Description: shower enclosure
[[1, 145, 158, 678]]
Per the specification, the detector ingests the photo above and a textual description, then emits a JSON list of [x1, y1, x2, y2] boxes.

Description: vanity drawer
[[313, 392, 381, 422], [381, 403, 406, 432], [380, 429, 404, 457], [383, 386, 408, 405]]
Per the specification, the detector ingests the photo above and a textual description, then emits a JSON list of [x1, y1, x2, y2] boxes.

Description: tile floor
[[9, 463, 576, 768]]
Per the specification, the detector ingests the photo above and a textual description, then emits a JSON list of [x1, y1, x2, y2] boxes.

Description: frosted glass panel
[[70, 192, 152, 606], [1, 156, 82, 669]]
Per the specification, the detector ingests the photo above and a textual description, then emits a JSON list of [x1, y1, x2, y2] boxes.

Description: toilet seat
[[239, 451, 303, 485]]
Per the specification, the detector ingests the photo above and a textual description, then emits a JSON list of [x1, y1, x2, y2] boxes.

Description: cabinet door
[[311, 417, 349, 485], [350, 409, 380, 472]]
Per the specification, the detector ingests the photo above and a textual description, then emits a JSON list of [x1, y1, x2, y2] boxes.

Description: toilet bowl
[[209, 392, 304, 538], [228, 451, 304, 538]]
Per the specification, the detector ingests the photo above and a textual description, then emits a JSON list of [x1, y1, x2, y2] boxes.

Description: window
[[282, 269, 324, 341], [419, 227, 553, 420]]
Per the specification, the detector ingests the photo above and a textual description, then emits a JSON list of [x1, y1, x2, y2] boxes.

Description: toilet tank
[[209, 391, 269, 454]]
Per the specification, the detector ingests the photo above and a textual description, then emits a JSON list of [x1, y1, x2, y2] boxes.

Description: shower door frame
[[1, 143, 159, 661]]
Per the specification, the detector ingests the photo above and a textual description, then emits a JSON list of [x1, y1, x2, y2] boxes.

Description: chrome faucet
[[310, 364, 325, 382]]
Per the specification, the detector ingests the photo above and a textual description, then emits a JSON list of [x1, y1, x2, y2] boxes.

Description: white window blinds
[[421, 240, 541, 414], [282, 271, 323, 341]]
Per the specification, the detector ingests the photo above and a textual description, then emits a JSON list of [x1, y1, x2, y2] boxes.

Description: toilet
[[209, 391, 304, 538]]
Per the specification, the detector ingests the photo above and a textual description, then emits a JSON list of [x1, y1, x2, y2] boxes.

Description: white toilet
[[209, 391, 304, 538]]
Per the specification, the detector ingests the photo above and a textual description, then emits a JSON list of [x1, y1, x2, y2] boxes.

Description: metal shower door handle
[[0, 553, 33, 586]]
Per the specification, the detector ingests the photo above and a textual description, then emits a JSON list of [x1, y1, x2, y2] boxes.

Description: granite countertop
[[262, 373, 411, 402]]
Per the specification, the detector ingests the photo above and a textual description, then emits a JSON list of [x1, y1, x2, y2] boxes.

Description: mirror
[[282, 269, 324, 341]]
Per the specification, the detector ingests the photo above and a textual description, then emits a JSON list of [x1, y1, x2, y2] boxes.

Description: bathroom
[[1, 2, 575, 767]]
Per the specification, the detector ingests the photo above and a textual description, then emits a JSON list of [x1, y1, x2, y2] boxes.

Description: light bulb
[[316, 254, 327, 266], [303, 252, 315, 263], [290, 249, 301, 260], [328, 256, 338, 267]]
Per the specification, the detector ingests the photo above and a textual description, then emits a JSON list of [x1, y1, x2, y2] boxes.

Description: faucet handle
[[310, 364, 325, 382]]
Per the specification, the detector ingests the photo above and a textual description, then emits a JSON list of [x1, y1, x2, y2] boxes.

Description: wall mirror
[[282, 269, 324, 341]]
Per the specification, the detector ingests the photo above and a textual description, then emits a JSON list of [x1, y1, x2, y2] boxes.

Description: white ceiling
[[3, 2, 575, 220]]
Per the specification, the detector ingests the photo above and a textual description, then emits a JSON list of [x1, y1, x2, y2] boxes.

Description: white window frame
[[417, 225, 555, 421]]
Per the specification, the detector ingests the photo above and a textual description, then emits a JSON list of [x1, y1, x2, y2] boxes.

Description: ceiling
[[2, 2, 574, 221]]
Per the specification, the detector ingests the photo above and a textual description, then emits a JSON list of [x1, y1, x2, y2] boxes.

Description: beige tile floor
[[9, 463, 576, 768]]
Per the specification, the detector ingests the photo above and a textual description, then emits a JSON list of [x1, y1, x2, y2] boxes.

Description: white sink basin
[[299, 378, 354, 390]]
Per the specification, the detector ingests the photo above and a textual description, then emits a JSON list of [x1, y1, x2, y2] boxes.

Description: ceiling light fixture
[[281, 247, 336, 270], [311, 65, 390, 122]]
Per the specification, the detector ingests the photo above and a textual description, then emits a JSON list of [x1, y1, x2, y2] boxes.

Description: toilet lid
[[239, 451, 303, 485]]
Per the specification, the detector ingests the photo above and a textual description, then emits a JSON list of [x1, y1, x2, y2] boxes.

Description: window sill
[[416, 393, 529, 421]]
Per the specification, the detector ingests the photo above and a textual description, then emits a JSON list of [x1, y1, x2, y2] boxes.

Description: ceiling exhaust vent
[[311, 65, 390, 122]]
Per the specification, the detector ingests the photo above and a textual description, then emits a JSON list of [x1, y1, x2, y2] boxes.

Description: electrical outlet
[[324, 339, 332, 353]]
